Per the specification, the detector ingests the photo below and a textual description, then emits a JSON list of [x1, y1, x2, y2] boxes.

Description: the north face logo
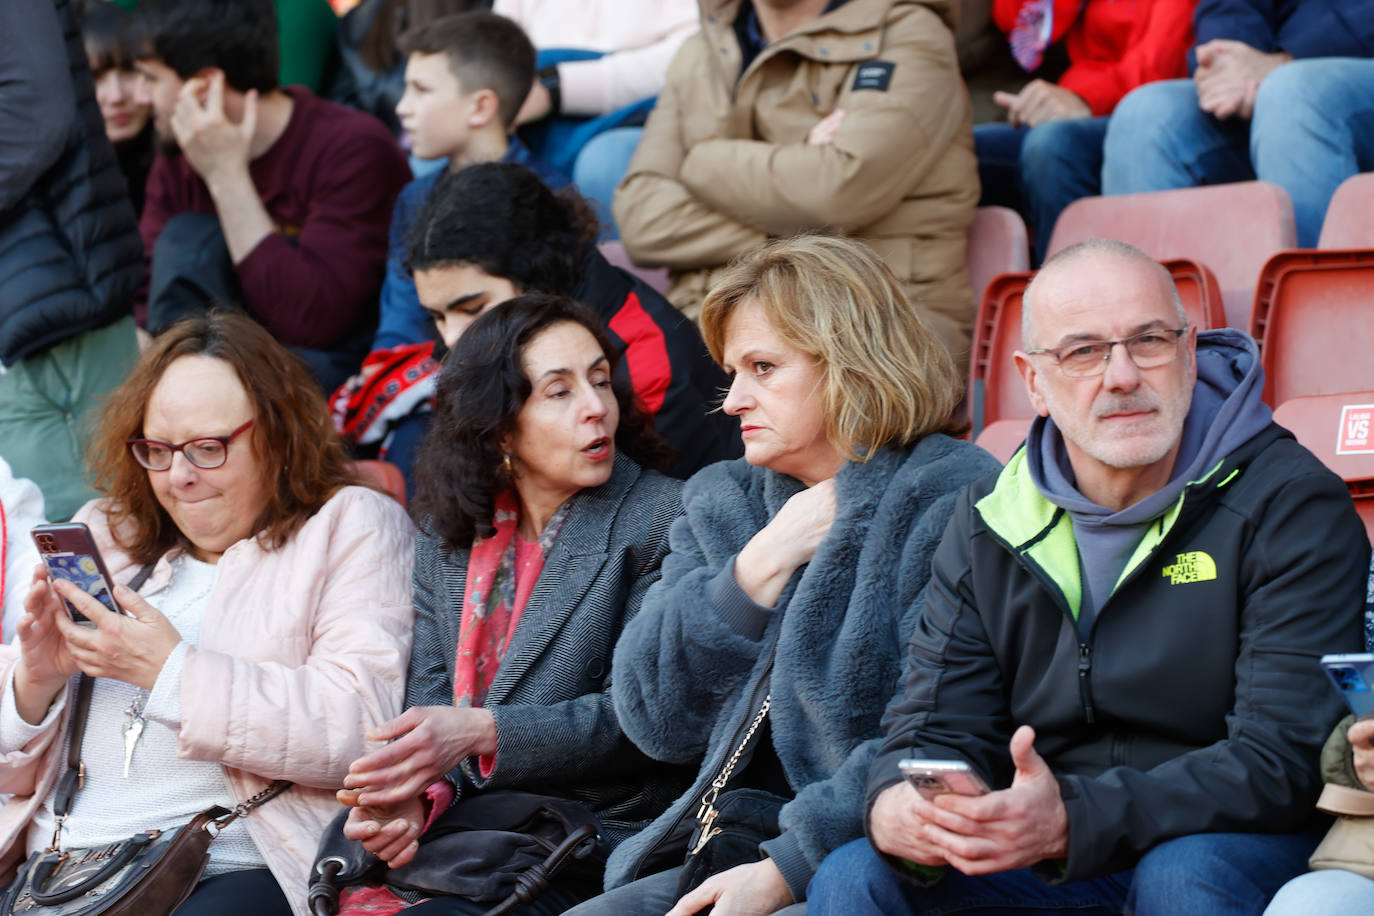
[[1162, 551, 1217, 585]]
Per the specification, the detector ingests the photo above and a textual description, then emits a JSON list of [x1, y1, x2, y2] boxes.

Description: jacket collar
[[700, 0, 953, 63], [483, 453, 642, 704], [974, 425, 1289, 618]]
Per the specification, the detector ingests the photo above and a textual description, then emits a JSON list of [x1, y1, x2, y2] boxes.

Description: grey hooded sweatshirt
[[1025, 329, 1273, 634]]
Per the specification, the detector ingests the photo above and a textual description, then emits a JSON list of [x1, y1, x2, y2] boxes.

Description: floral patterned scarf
[[453, 489, 571, 708]]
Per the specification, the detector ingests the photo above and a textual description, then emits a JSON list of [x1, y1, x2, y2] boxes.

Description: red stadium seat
[[974, 417, 1033, 464], [1272, 393, 1374, 540], [353, 459, 407, 507], [1249, 250, 1374, 406], [1046, 182, 1296, 331], [966, 206, 1030, 306], [1319, 173, 1374, 249], [599, 241, 670, 295], [967, 259, 1222, 438], [968, 271, 1034, 438], [1162, 259, 1224, 331]]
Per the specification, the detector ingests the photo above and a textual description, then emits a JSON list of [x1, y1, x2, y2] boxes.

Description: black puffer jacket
[[0, 0, 142, 365]]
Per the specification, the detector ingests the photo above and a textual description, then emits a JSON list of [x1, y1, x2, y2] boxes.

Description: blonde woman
[[566, 236, 1002, 916]]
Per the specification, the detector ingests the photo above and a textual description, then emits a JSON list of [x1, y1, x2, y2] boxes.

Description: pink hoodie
[[0, 486, 415, 915]]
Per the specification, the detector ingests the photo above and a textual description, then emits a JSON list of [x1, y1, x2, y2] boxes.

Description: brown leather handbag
[[0, 564, 291, 916]]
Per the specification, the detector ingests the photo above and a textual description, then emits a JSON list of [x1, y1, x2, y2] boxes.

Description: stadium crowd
[[0, 0, 1372, 914]]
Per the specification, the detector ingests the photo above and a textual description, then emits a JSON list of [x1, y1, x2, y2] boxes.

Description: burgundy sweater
[[139, 86, 410, 349]]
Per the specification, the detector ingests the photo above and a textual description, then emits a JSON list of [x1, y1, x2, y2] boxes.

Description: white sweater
[[3, 556, 265, 876], [494, 0, 699, 115]]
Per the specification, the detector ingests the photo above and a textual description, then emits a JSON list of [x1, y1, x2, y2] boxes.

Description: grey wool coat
[[605, 435, 1002, 899], [406, 454, 695, 849]]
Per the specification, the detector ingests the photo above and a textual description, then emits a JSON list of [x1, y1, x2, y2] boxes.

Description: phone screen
[[43, 552, 120, 619]]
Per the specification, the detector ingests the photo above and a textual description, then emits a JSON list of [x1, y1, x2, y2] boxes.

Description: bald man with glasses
[[809, 238, 1370, 915]]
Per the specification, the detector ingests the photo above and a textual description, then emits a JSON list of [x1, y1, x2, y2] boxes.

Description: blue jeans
[[974, 117, 1108, 265], [808, 831, 1321, 916], [1101, 59, 1374, 247], [1265, 869, 1374, 914], [572, 126, 643, 240]]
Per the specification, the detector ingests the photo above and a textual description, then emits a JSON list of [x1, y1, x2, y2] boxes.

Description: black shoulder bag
[[306, 789, 604, 916]]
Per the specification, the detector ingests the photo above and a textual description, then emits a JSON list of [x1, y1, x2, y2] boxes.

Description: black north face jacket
[[869, 422, 1369, 882]]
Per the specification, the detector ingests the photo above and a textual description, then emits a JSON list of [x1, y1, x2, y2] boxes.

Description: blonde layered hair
[[701, 236, 962, 461]]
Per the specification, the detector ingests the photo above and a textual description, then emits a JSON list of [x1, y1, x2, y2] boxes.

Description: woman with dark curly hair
[[336, 294, 692, 915], [333, 162, 738, 492]]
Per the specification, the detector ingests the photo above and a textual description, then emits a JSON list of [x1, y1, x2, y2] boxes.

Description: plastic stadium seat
[[1047, 182, 1296, 331], [1162, 259, 1224, 331], [1355, 497, 1374, 543], [968, 271, 1034, 438], [967, 259, 1221, 438], [1319, 173, 1374, 248], [974, 417, 1033, 464], [1272, 393, 1374, 540], [966, 206, 1030, 305], [599, 241, 670, 295], [1249, 250, 1374, 406], [353, 459, 407, 507]]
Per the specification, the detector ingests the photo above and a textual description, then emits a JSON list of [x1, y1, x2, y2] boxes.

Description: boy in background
[[373, 11, 566, 352]]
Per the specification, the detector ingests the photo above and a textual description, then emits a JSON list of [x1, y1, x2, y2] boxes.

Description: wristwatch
[[537, 64, 562, 119]]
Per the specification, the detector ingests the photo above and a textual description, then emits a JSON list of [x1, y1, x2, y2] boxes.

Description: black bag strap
[[50, 561, 289, 827], [52, 562, 155, 818]]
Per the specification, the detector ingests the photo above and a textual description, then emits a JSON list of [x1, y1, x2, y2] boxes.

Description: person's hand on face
[[992, 80, 1090, 128], [341, 705, 497, 807], [342, 796, 427, 868], [48, 579, 183, 691], [171, 71, 257, 184]]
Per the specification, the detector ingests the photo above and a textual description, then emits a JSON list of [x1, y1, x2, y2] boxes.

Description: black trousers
[[174, 868, 291, 916]]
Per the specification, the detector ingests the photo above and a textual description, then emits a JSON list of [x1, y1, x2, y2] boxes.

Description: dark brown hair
[[89, 311, 361, 565], [358, 0, 487, 73], [397, 11, 535, 127], [412, 294, 670, 550]]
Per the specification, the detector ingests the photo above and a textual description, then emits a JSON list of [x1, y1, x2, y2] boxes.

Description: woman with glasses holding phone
[[0, 310, 415, 915]]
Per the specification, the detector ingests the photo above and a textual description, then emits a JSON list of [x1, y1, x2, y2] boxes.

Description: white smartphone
[[898, 759, 990, 800], [1322, 653, 1374, 718]]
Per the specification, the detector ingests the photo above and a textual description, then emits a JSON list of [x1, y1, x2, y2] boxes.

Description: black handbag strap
[[52, 563, 155, 819], [50, 561, 289, 828]]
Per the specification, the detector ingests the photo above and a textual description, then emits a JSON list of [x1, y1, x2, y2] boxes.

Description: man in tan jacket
[[613, 0, 979, 369]]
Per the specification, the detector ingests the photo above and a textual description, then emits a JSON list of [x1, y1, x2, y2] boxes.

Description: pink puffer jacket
[[0, 486, 415, 916]]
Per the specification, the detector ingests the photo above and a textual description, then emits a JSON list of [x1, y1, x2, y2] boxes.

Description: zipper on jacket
[[988, 516, 1101, 728], [1077, 643, 1095, 724], [630, 653, 777, 881]]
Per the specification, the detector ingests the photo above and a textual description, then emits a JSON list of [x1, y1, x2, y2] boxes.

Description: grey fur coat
[[605, 435, 1001, 898]]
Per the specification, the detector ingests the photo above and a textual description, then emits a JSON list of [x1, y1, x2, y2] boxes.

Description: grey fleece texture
[[605, 436, 1001, 899], [1026, 329, 1273, 628]]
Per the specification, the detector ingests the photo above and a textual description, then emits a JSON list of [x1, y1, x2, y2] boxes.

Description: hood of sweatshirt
[[1025, 328, 1273, 622]]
